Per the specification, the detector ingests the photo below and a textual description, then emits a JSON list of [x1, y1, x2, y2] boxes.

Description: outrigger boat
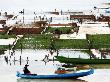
[[16, 69, 94, 79]]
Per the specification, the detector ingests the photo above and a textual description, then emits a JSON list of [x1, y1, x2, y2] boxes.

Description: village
[[0, 8, 110, 60]]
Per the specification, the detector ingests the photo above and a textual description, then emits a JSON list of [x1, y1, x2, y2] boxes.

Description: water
[[4, 49, 90, 61], [0, 60, 110, 82], [0, 49, 110, 82], [0, 0, 109, 11], [1, 0, 110, 25]]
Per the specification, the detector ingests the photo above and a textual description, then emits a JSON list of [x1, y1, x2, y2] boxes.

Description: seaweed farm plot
[[15, 34, 53, 49]]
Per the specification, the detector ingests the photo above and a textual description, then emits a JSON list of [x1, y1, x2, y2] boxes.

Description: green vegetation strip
[[54, 39, 88, 49], [15, 34, 88, 49], [0, 33, 110, 50], [15, 34, 110, 49], [45, 27, 73, 34], [15, 34, 53, 49], [88, 34, 110, 49], [0, 34, 16, 39]]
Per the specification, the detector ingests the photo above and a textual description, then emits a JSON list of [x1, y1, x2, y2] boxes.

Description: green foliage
[[15, 34, 53, 49], [55, 39, 88, 49], [0, 49, 5, 55], [46, 27, 73, 34], [15, 34, 110, 49], [0, 34, 16, 39], [88, 34, 110, 49], [15, 34, 88, 49], [0, 45, 10, 49]]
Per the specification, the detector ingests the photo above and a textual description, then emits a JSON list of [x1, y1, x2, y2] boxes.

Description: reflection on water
[[3, 49, 89, 66], [17, 78, 87, 82]]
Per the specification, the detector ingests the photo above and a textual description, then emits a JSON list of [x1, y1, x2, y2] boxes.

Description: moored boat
[[55, 56, 110, 64]]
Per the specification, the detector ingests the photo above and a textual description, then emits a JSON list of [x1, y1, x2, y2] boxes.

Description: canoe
[[16, 69, 94, 79], [55, 56, 110, 64]]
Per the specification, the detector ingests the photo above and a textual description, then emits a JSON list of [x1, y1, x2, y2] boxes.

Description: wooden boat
[[55, 56, 110, 64], [16, 69, 94, 79]]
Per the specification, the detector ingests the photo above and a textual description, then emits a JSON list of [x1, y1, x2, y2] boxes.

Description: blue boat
[[16, 69, 94, 79]]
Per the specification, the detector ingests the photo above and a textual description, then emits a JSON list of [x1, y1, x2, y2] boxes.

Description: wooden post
[[34, 12, 36, 23], [14, 57, 15, 65], [20, 43, 22, 54], [13, 50, 15, 55], [53, 57, 54, 63], [34, 17, 35, 23], [23, 9, 24, 24], [10, 62, 11, 66], [61, 10, 63, 15], [34, 43, 36, 50], [4, 56, 8, 64], [26, 57, 29, 64], [10, 55, 11, 59], [20, 56, 21, 65], [90, 54, 92, 59], [9, 44, 11, 55], [23, 16, 24, 24]]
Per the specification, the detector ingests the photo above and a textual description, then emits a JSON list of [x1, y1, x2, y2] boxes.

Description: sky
[[0, 0, 109, 11]]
